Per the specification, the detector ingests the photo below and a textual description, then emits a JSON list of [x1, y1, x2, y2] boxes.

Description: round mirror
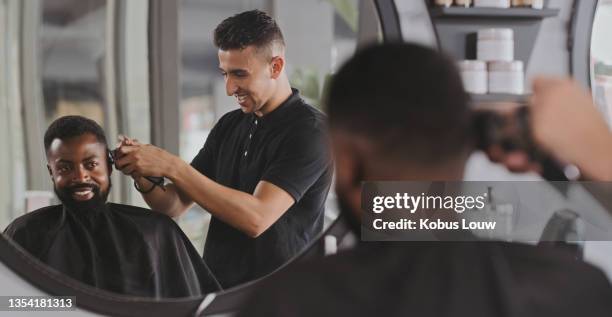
[[0, 0, 399, 313], [590, 0, 612, 125]]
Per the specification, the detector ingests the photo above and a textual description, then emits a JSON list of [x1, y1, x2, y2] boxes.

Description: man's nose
[[226, 77, 238, 96], [73, 165, 90, 182]]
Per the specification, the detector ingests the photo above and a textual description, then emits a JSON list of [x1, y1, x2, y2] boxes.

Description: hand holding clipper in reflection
[[474, 105, 577, 181], [472, 78, 600, 181], [113, 135, 166, 192]]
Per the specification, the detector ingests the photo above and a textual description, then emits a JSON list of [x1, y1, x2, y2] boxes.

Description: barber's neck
[[255, 75, 292, 117]]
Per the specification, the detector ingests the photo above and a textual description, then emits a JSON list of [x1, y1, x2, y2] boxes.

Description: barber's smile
[[235, 93, 249, 106]]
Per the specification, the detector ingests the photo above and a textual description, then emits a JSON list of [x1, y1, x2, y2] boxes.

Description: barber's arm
[[528, 77, 612, 181], [115, 144, 294, 238], [134, 179, 190, 219]]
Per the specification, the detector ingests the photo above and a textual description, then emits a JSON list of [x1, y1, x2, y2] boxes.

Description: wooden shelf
[[429, 7, 560, 19]]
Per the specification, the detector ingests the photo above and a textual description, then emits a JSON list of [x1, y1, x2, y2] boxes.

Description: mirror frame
[[569, 0, 598, 89], [0, 1, 401, 316], [0, 233, 204, 317]]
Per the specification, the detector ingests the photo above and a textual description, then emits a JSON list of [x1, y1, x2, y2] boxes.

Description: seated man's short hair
[[326, 43, 472, 166]]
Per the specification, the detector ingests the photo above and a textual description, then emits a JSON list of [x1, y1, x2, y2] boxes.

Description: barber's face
[[218, 45, 276, 114], [47, 133, 111, 209]]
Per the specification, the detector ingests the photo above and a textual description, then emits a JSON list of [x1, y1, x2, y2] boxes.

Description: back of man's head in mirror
[[326, 43, 472, 223]]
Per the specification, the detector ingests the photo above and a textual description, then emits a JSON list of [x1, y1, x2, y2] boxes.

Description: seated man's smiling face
[[47, 133, 111, 208]]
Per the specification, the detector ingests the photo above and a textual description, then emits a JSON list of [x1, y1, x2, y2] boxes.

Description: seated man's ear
[[106, 149, 114, 175], [334, 139, 365, 212], [47, 165, 53, 179]]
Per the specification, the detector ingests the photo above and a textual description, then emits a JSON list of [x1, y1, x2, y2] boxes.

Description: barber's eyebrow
[[219, 67, 248, 75]]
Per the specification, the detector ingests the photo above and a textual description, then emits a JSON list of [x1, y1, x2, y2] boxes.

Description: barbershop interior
[[1, 0, 612, 316]]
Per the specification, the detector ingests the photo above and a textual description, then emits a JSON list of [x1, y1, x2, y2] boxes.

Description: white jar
[[477, 28, 514, 62], [474, 0, 510, 8], [488, 61, 524, 94], [458, 60, 487, 94], [511, 0, 544, 9], [454, 0, 472, 7], [433, 0, 453, 7]]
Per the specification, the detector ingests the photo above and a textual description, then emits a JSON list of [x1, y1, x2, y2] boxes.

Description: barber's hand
[[476, 106, 543, 174], [485, 145, 542, 174], [114, 141, 174, 180], [485, 77, 612, 180], [116, 134, 140, 148], [529, 77, 611, 177]]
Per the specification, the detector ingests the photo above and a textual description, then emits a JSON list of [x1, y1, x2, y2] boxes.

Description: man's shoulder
[[280, 242, 609, 287], [288, 100, 326, 128], [204, 109, 246, 140], [216, 109, 245, 126], [247, 243, 612, 316], [3, 206, 64, 247], [107, 203, 182, 231], [497, 243, 612, 314], [500, 242, 612, 289], [4, 205, 63, 232], [277, 103, 327, 144], [108, 203, 173, 221], [265, 241, 612, 281], [499, 242, 601, 273]]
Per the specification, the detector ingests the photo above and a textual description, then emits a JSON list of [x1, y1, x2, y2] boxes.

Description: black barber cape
[[242, 242, 612, 316], [4, 203, 221, 298]]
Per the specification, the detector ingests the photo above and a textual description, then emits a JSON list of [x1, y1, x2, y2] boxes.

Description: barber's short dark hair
[[214, 10, 285, 54], [327, 43, 471, 165], [44, 115, 108, 155]]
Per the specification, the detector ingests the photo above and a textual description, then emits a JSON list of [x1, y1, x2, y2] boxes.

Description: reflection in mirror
[[591, 0, 612, 125], [3, 116, 221, 298], [0, 0, 383, 302], [176, 0, 383, 289]]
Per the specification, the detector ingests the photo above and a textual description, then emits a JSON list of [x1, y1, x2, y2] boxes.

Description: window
[[0, 0, 27, 230]]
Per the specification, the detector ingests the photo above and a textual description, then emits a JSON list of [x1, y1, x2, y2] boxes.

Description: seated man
[[3, 116, 221, 298], [240, 44, 612, 316]]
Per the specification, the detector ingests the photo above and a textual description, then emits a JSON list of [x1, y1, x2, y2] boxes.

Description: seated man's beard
[[53, 180, 111, 211]]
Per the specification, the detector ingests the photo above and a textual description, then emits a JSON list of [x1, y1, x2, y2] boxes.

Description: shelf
[[429, 7, 560, 19], [469, 93, 530, 107], [427, 3, 560, 66]]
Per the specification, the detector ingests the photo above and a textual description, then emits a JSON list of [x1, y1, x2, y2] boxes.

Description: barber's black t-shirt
[[190, 89, 333, 288]]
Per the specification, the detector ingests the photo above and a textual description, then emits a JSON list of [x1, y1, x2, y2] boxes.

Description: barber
[[114, 10, 333, 288]]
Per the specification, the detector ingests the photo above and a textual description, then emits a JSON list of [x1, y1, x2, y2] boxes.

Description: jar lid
[[488, 60, 524, 71], [458, 60, 487, 71], [478, 28, 514, 41]]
